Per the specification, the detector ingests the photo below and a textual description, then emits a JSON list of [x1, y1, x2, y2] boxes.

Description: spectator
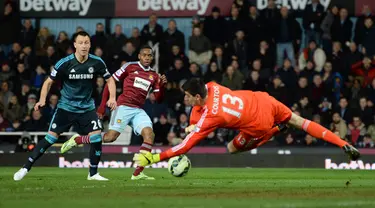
[[221, 65, 243, 90], [243, 70, 265, 91], [92, 78, 104, 107], [354, 5, 374, 46], [321, 62, 334, 88], [163, 82, 183, 110], [328, 42, 346, 76], [330, 112, 348, 139], [255, 40, 275, 70], [300, 61, 316, 83], [19, 19, 36, 48], [251, 59, 270, 84], [171, 113, 189, 139], [203, 6, 227, 47], [304, 134, 320, 147], [32, 65, 47, 90], [0, 109, 10, 131], [23, 110, 47, 132], [351, 56, 375, 87], [0, 2, 21, 56], [295, 77, 311, 103], [166, 58, 189, 85], [331, 8, 353, 46], [366, 118, 375, 141], [227, 6, 244, 40], [227, 30, 248, 72], [167, 131, 183, 146], [294, 96, 313, 120], [107, 24, 127, 59], [143, 93, 168, 123], [275, 6, 301, 67], [4, 95, 22, 122], [318, 97, 333, 126], [346, 42, 363, 71], [360, 18, 375, 57], [153, 114, 171, 145], [210, 45, 228, 71], [188, 62, 202, 78], [42, 94, 58, 122], [365, 78, 375, 104], [261, 0, 279, 41], [141, 13, 163, 46], [22, 93, 37, 120], [320, 5, 339, 54], [55, 31, 71, 58], [191, 15, 203, 31], [14, 63, 30, 92], [0, 62, 15, 82], [302, 0, 324, 45], [204, 62, 222, 83], [276, 59, 298, 90], [40, 45, 58, 69], [361, 134, 375, 148], [128, 27, 142, 50], [310, 74, 326, 107], [8, 42, 22, 69], [331, 73, 344, 104], [17, 81, 33, 105], [168, 45, 189, 71], [35, 27, 54, 57], [20, 46, 36, 70], [70, 26, 84, 41], [233, 0, 250, 20], [117, 42, 137, 69], [0, 81, 14, 108], [347, 116, 366, 146], [91, 23, 107, 54], [298, 40, 326, 72], [160, 19, 185, 70], [357, 97, 373, 127], [188, 26, 212, 73], [335, 97, 353, 123], [245, 6, 264, 60], [267, 75, 288, 105]]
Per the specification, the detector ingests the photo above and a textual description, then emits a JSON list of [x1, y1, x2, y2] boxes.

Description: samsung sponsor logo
[[69, 74, 94, 79]]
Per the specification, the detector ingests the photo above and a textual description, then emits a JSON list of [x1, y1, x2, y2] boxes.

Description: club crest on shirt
[[149, 75, 153, 80], [117, 119, 121, 123], [88, 67, 94, 73]]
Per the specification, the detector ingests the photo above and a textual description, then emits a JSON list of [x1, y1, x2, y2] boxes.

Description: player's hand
[[97, 105, 106, 119], [160, 74, 167, 85], [185, 125, 196, 134], [133, 150, 154, 166], [107, 98, 117, 111], [34, 101, 46, 111]]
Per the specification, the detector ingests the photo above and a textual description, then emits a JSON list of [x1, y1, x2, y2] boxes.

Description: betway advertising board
[[19, 0, 362, 18]]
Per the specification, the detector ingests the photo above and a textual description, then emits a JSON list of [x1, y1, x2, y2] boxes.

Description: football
[[167, 155, 191, 177]]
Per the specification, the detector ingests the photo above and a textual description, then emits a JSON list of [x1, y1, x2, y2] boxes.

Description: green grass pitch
[[1, 168, 374, 208]]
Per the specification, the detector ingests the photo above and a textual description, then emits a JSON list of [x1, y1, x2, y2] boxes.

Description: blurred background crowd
[[1, 0, 375, 149]]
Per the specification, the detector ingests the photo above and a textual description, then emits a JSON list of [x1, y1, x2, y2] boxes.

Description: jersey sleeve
[[112, 62, 130, 82], [189, 106, 203, 125], [152, 74, 161, 92], [50, 59, 65, 80], [96, 59, 111, 80], [159, 108, 222, 161]]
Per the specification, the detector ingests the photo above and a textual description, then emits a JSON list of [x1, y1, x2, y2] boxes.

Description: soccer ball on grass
[[167, 155, 191, 177]]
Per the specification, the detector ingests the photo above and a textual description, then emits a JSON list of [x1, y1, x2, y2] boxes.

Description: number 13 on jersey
[[222, 94, 244, 118]]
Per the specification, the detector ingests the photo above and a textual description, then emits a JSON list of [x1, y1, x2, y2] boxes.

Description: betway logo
[[20, 0, 92, 16], [325, 159, 375, 170], [138, 0, 210, 15], [59, 157, 168, 168], [257, 0, 330, 10]]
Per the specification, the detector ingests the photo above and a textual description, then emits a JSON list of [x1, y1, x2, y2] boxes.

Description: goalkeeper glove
[[133, 150, 161, 166]]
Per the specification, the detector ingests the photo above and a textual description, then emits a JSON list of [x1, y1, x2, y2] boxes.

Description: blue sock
[[23, 134, 57, 171], [89, 134, 102, 176]]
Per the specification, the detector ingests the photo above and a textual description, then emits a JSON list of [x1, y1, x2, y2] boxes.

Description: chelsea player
[[14, 31, 117, 181]]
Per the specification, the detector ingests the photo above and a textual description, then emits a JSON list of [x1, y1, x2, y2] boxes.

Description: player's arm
[[97, 63, 130, 116], [134, 110, 219, 166], [152, 74, 167, 103], [35, 62, 61, 111], [96, 58, 116, 110]]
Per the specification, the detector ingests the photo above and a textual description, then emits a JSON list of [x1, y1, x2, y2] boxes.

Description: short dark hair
[[73, 31, 90, 42], [181, 78, 207, 98], [139, 45, 153, 53]]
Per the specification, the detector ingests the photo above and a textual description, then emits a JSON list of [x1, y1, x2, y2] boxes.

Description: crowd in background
[[1, 0, 375, 148]]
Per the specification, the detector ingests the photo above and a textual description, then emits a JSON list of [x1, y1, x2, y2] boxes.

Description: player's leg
[[131, 109, 155, 180], [77, 110, 108, 180], [14, 109, 71, 181], [287, 112, 360, 160], [61, 106, 125, 153]]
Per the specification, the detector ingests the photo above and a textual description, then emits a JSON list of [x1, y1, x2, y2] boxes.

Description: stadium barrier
[[1, 152, 374, 169]]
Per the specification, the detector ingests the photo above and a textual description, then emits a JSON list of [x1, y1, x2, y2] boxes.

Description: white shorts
[[109, 105, 152, 135]]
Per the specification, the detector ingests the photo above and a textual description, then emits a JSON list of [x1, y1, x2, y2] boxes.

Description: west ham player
[[61, 45, 167, 180], [14, 31, 117, 181], [133, 78, 360, 166]]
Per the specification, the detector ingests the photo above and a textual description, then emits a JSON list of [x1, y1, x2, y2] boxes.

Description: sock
[[302, 119, 348, 147], [133, 142, 153, 176], [23, 134, 57, 171], [75, 135, 91, 144], [89, 134, 102, 177]]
